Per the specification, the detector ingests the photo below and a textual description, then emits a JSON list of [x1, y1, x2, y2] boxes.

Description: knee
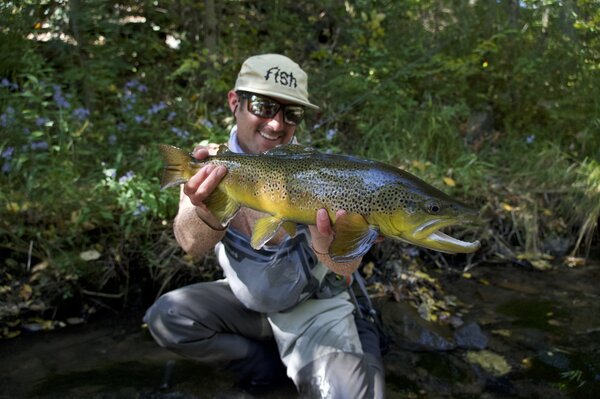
[[144, 289, 211, 348], [295, 352, 385, 399]]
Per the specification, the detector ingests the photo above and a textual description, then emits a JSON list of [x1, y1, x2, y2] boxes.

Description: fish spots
[[209, 148, 428, 220], [373, 185, 420, 215]]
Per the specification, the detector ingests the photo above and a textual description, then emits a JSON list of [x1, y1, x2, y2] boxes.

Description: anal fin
[[329, 212, 379, 262], [251, 216, 284, 249]]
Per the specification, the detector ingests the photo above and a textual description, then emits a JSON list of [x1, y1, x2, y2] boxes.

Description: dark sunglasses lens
[[249, 98, 279, 118], [284, 107, 304, 125]]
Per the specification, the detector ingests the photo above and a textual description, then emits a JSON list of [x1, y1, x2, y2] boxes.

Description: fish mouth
[[408, 218, 481, 254]]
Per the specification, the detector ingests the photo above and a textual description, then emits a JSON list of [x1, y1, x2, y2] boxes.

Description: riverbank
[[1, 261, 599, 398]]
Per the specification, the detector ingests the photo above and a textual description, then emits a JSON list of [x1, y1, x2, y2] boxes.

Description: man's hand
[[309, 208, 347, 254], [309, 208, 384, 256], [183, 146, 227, 225], [183, 147, 227, 206]]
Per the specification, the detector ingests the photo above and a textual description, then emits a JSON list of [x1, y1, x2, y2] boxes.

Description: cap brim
[[236, 86, 319, 110]]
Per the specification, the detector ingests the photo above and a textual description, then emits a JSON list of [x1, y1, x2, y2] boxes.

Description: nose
[[266, 108, 285, 129]]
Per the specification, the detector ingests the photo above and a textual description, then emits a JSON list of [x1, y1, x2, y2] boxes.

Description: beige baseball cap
[[234, 54, 319, 110]]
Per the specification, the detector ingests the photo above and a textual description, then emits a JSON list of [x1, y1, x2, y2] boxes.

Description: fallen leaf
[[19, 284, 33, 300], [443, 177, 456, 187], [31, 261, 48, 273], [565, 256, 585, 268], [530, 259, 552, 271], [80, 250, 101, 261], [492, 329, 512, 337], [466, 350, 511, 376], [66, 317, 85, 325], [363, 262, 375, 279]]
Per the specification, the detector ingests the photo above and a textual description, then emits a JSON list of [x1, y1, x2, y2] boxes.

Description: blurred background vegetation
[[0, 0, 599, 336]]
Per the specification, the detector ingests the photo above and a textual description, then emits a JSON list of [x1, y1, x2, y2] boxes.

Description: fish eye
[[427, 202, 441, 214]]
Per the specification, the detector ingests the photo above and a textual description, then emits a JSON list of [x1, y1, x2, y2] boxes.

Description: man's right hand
[[182, 146, 228, 222]]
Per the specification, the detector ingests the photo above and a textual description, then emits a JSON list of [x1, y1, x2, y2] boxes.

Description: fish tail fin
[[157, 144, 199, 189]]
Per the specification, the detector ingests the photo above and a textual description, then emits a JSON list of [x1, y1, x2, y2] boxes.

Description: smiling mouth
[[259, 130, 281, 141]]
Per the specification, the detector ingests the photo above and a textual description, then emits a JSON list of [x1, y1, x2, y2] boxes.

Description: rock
[[381, 302, 456, 351], [455, 322, 488, 350]]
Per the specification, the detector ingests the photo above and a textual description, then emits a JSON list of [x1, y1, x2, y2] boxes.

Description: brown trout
[[158, 144, 481, 261]]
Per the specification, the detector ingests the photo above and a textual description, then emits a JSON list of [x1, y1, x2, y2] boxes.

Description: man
[[145, 54, 385, 398]]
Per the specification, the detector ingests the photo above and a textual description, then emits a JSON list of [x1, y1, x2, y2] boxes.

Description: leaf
[[80, 250, 101, 261], [466, 350, 511, 376], [443, 177, 456, 187], [530, 259, 552, 271], [19, 284, 32, 300]]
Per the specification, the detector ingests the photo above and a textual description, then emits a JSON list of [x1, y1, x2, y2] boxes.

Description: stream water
[[1, 261, 599, 398]]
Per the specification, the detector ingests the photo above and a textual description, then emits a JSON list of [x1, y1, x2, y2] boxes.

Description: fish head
[[374, 180, 481, 254]]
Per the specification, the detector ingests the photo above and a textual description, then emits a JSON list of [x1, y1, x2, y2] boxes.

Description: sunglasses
[[237, 91, 305, 125]]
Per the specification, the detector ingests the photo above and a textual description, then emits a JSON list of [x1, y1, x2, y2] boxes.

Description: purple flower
[[1, 146, 14, 159], [36, 117, 50, 127], [133, 203, 149, 216], [148, 102, 167, 115], [1, 106, 15, 127], [171, 127, 190, 139], [52, 85, 70, 109], [30, 141, 49, 150], [201, 118, 214, 129], [167, 111, 176, 121], [134, 115, 145, 124], [123, 89, 136, 102], [117, 122, 127, 132], [108, 134, 117, 145], [1, 78, 18, 91], [125, 79, 140, 89], [137, 84, 148, 92], [72, 107, 90, 121], [2, 161, 11, 173], [119, 170, 135, 183], [326, 128, 337, 141], [526, 135, 535, 144]]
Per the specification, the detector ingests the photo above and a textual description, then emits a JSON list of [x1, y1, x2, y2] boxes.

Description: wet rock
[[537, 350, 571, 371], [455, 322, 488, 350], [484, 376, 517, 396], [543, 235, 572, 257], [381, 302, 455, 351]]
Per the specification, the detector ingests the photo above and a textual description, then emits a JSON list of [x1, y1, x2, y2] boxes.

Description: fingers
[[183, 164, 227, 206], [315, 208, 333, 237], [192, 147, 210, 160]]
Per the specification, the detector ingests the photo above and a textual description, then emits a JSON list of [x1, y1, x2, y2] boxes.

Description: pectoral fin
[[201, 187, 240, 229], [251, 216, 284, 249], [329, 212, 379, 262]]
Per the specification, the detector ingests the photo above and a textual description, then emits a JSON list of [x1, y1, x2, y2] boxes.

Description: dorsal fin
[[217, 144, 233, 155], [263, 144, 319, 156]]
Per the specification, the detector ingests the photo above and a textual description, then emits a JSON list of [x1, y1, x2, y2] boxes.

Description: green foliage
[[0, 0, 599, 331]]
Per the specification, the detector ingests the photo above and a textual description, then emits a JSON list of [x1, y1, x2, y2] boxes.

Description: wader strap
[[349, 271, 377, 322]]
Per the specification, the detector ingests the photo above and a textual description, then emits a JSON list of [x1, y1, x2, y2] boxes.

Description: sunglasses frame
[[237, 91, 305, 126]]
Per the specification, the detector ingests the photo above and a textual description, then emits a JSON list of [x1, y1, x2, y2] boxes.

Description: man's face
[[228, 91, 298, 154]]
